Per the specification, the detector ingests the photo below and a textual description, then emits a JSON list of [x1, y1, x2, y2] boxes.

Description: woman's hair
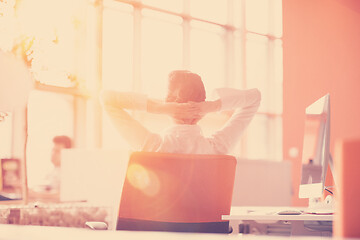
[[166, 70, 206, 103]]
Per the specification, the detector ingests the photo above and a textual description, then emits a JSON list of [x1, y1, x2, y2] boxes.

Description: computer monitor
[[299, 94, 334, 200]]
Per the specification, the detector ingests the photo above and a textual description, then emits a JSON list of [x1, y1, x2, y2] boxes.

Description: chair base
[[116, 218, 231, 233]]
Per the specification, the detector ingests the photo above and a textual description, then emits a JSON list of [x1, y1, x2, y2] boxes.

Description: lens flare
[[126, 164, 160, 197]]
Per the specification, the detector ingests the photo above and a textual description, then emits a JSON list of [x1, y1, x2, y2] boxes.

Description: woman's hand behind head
[[148, 98, 221, 125], [169, 100, 221, 125]]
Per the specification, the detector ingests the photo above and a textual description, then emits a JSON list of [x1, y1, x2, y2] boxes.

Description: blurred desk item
[[0, 158, 24, 202], [334, 138, 360, 238], [0, 202, 112, 228], [1, 158, 22, 197], [223, 206, 333, 236]]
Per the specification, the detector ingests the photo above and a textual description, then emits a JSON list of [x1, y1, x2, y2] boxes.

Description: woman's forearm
[[207, 99, 222, 113], [147, 99, 165, 114], [100, 90, 148, 111]]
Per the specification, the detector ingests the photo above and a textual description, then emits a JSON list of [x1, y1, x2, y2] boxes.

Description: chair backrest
[[117, 151, 237, 232]]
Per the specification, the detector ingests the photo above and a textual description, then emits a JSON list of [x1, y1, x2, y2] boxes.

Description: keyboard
[[0, 202, 112, 228], [303, 208, 334, 215], [276, 209, 303, 215]]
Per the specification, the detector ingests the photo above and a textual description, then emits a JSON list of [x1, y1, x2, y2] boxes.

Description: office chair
[[116, 151, 237, 233]]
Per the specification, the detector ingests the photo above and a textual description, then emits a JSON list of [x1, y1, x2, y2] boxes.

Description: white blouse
[[101, 88, 261, 155]]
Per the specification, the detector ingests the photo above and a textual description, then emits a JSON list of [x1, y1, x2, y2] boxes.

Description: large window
[[0, 0, 282, 198], [101, 0, 283, 160], [5, 0, 89, 187], [10, 0, 283, 168]]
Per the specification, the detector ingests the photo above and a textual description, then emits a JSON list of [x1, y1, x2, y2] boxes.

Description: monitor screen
[[299, 94, 330, 199]]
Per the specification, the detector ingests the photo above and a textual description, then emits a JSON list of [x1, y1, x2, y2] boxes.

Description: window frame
[[32, 0, 283, 160]]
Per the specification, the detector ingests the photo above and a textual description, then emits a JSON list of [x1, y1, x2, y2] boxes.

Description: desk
[[0, 224, 347, 240], [222, 206, 333, 236]]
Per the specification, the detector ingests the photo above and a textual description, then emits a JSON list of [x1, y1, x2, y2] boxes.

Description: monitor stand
[[307, 155, 335, 214], [307, 195, 334, 213]]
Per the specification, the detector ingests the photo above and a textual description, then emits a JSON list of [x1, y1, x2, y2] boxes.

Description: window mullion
[[241, 0, 247, 89], [182, 19, 190, 69], [239, 0, 247, 157], [225, 0, 234, 87], [133, 6, 142, 92], [225, 31, 234, 87], [182, 0, 190, 69], [90, 0, 103, 148]]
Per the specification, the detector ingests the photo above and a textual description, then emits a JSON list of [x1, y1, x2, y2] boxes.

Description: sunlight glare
[[14, 0, 87, 87], [126, 164, 160, 197]]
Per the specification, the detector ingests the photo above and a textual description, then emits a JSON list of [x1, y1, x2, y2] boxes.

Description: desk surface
[[222, 206, 333, 221], [0, 224, 352, 240]]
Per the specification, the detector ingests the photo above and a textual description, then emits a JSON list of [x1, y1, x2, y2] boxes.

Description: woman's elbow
[[251, 88, 262, 107], [255, 88, 261, 100]]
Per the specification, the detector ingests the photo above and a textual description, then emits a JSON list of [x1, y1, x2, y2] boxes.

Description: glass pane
[[246, 33, 269, 112], [272, 39, 283, 114], [246, 115, 282, 160], [141, 11, 183, 99], [27, 91, 74, 188], [86, 3, 100, 91], [245, 0, 269, 35], [190, 21, 226, 95], [245, 114, 269, 159], [234, 31, 245, 89], [102, 4, 133, 91], [142, 0, 183, 13], [269, 116, 282, 160], [233, 0, 245, 28], [102, 3, 134, 150], [190, 0, 228, 25]]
